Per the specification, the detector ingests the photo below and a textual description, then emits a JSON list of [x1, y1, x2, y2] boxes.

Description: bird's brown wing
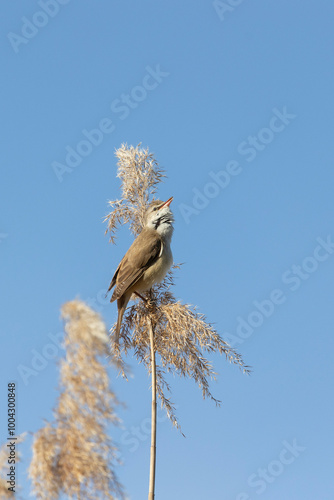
[[107, 229, 162, 302]]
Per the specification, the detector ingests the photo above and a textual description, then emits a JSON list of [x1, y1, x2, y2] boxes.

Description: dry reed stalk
[[148, 316, 156, 500]]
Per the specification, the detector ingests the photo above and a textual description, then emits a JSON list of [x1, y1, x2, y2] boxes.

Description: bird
[[107, 197, 174, 342]]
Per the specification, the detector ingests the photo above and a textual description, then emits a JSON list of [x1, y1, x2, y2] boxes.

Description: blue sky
[[1, 1, 334, 498]]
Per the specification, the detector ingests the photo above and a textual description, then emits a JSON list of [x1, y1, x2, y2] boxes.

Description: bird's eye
[[153, 207, 158, 212]]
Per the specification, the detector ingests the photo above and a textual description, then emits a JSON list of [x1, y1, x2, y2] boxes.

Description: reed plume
[[105, 144, 250, 499], [29, 301, 124, 500]]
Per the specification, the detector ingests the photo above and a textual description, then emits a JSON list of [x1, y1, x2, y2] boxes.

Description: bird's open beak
[[161, 196, 173, 208]]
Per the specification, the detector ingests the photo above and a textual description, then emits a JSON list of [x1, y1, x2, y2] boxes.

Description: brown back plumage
[[108, 228, 163, 302]]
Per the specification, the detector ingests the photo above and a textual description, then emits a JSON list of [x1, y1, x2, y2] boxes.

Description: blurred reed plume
[[29, 300, 124, 500], [0, 442, 13, 499], [0, 434, 25, 499]]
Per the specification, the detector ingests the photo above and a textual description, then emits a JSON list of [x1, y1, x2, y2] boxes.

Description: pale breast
[[137, 243, 173, 291]]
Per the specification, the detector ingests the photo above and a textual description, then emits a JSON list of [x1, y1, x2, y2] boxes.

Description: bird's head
[[144, 197, 174, 237]]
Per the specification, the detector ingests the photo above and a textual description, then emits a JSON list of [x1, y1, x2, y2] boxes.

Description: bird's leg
[[134, 291, 147, 303]]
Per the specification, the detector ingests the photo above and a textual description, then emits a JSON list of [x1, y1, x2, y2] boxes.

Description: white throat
[[146, 205, 174, 243], [156, 221, 173, 242]]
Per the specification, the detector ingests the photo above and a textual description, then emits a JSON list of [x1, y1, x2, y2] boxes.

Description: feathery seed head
[[106, 144, 250, 430]]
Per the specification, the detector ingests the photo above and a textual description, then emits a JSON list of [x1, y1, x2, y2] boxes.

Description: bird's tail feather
[[114, 294, 129, 344]]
